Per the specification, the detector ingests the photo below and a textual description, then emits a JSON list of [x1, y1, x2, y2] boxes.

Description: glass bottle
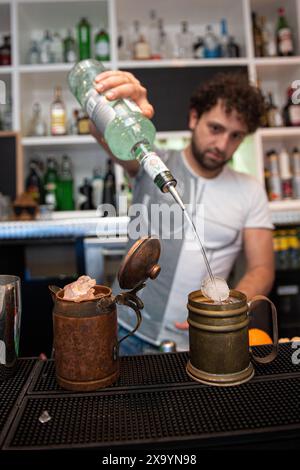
[[266, 92, 283, 127], [78, 178, 93, 210], [219, 19, 230, 58], [25, 159, 43, 205], [52, 32, 64, 63], [227, 36, 240, 57], [0, 35, 11, 66], [44, 157, 59, 210], [283, 87, 300, 126], [27, 102, 47, 136], [94, 27, 110, 62], [63, 30, 77, 63], [28, 40, 40, 64], [77, 110, 90, 134], [91, 167, 104, 210], [77, 18, 91, 60], [276, 7, 294, 56], [102, 159, 116, 208], [50, 86, 67, 136], [134, 34, 151, 60], [57, 154, 74, 211], [157, 19, 172, 59], [176, 21, 194, 59], [148, 9, 160, 59], [203, 25, 220, 58], [193, 36, 204, 59], [68, 59, 177, 193], [252, 12, 263, 57], [40, 30, 54, 64]]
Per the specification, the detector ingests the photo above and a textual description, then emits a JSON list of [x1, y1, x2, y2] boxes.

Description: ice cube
[[201, 277, 230, 302]]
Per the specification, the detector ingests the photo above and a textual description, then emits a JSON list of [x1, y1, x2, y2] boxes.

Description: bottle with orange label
[[50, 86, 67, 136]]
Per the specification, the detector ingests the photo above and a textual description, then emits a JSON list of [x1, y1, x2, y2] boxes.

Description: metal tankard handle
[[248, 295, 279, 364], [115, 283, 144, 347]]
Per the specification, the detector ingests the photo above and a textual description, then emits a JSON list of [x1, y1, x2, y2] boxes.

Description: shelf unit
[[0, 0, 300, 217]]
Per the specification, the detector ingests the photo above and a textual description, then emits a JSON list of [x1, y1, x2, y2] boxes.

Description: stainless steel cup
[[0, 275, 22, 381]]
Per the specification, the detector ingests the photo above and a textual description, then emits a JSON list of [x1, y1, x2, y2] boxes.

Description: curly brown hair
[[189, 73, 266, 133]]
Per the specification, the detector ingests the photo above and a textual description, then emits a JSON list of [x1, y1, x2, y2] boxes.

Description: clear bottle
[[94, 27, 110, 61], [203, 25, 220, 58], [52, 32, 64, 63], [57, 154, 74, 211], [276, 7, 294, 56], [40, 30, 54, 64], [134, 34, 151, 60], [176, 21, 194, 59], [264, 21, 277, 57], [278, 148, 293, 199], [219, 19, 230, 58], [28, 40, 40, 64], [266, 92, 283, 127], [77, 18, 91, 60], [50, 86, 67, 136], [157, 19, 172, 59], [27, 102, 47, 136], [63, 30, 77, 63], [148, 9, 160, 59], [68, 59, 177, 193]]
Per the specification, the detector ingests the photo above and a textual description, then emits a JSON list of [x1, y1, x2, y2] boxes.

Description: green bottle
[[64, 29, 77, 63], [276, 7, 294, 56], [68, 59, 177, 193], [44, 157, 59, 210], [94, 27, 110, 61], [77, 18, 91, 60], [57, 155, 75, 211]]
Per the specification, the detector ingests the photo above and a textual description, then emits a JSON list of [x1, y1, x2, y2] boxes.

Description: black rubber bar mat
[[0, 359, 37, 447], [28, 342, 300, 395], [3, 375, 300, 450]]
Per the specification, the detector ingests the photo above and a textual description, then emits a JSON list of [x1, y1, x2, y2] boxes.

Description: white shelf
[[255, 57, 300, 67], [258, 127, 300, 139], [19, 62, 112, 73], [0, 66, 13, 74], [117, 58, 249, 69], [22, 135, 96, 146], [269, 200, 300, 211]]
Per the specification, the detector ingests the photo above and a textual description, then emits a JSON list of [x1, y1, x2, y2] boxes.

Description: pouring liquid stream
[[168, 185, 221, 301]]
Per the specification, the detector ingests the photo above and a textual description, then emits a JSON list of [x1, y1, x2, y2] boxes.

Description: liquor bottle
[[262, 19, 277, 57], [292, 147, 300, 199], [266, 92, 283, 127], [276, 7, 294, 56], [278, 148, 293, 199], [27, 102, 47, 137], [252, 12, 263, 57], [77, 110, 90, 135], [203, 25, 220, 58], [283, 87, 300, 127], [0, 35, 11, 65], [69, 109, 79, 135], [148, 9, 160, 59], [68, 59, 178, 193], [77, 18, 91, 60], [157, 19, 172, 59], [63, 30, 77, 63], [91, 167, 104, 210], [28, 40, 40, 64], [102, 159, 116, 208], [193, 36, 204, 59], [176, 21, 194, 59], [134, 34, 151, 60], [227, 36, 240, 57], [266, 149, 282, 200], [52, 32, 64, 63], [130, 20, 141, 59], [40, 30, 54, 64], [219, 19, 230, 58], [50, 86, 67, 136], [44, 157, 59, 210], [94, 27, 110, 61], [57, 155, 74, 211], [117, 21, 131, 60], [25, 159, 43, 204], [78, 178, 93, 210], [2, 95, 12, 130]]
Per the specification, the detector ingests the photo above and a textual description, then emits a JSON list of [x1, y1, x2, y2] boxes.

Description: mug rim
[[0, 275, 21, 287]]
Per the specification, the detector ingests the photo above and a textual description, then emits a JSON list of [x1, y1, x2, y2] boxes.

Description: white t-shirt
[[116, 149, 273, 351]]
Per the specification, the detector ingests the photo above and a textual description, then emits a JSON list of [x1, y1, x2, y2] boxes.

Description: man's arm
[[90, 70, 154, 178], [235, 228, 275, 300]]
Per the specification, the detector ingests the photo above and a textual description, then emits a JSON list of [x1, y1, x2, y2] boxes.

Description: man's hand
[[94, 70, 154, 119]]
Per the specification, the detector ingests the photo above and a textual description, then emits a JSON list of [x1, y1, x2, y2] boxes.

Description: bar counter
[[1, 342, 300, 463]]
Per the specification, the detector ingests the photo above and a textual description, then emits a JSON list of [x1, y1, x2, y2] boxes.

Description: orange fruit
[[249, 328, 272, 346]]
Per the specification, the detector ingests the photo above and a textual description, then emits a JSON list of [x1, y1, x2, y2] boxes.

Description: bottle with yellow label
[[50, 86, 67, 135]]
